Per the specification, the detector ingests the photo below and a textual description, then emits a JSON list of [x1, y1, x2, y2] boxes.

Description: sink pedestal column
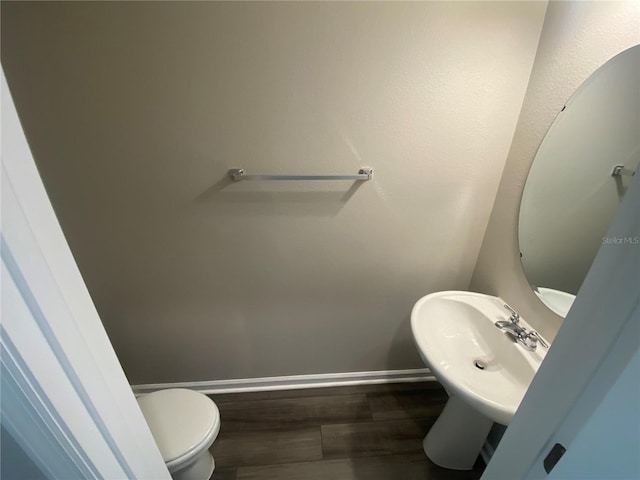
[[423, 395, 493, 470]]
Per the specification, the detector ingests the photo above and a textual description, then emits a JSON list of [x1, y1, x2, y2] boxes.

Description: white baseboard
[[132, 368, 435, 395]]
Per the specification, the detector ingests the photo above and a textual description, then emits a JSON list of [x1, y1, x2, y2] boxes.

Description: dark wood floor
[[206, 382, 485, 480]]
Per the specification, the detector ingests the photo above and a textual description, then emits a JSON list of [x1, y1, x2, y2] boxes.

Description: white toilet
[[137, 388, 221, 480]]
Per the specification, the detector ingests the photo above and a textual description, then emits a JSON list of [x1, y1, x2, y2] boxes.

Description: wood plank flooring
[[207, 382, 485, 480]]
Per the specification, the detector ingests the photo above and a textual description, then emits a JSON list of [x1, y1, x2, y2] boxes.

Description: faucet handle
[[527, 331, 549, 349], [504, 304, 520, 323]]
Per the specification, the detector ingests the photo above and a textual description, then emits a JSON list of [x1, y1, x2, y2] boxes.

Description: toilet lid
[[137, 388, 220, 464]]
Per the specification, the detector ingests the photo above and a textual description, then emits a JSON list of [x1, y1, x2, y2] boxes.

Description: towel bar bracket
[[611, 165, 635, 177]]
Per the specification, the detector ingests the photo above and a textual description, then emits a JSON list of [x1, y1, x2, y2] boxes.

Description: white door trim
[[1, 68, 170, 479]]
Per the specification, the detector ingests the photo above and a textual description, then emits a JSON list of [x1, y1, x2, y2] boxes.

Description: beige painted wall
[[1, 1, 546, 384], [471, 0, 640, 341]]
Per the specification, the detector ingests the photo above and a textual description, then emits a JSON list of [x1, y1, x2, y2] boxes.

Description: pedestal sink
[[410, 291, 549, 470]]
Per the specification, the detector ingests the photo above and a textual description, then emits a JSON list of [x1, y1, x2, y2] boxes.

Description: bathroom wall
[[471, 0, 640, 341], [1, 1, 546, 384]]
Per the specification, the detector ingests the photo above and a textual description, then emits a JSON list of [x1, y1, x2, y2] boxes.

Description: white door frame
[[1, 68, 170, 479]]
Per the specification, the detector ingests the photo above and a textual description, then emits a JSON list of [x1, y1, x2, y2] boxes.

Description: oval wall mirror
[[519, 44, 639, 317]]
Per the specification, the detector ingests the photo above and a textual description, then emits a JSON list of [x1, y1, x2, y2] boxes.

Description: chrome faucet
[[495, 303, 521, 329], [495, 304, 548, 351]]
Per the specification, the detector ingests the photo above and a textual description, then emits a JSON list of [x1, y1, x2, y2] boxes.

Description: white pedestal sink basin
[[410, 291, 549, 470]]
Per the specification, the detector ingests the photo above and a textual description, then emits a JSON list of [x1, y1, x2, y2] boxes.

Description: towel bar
[[229, 167, 373, 182]]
